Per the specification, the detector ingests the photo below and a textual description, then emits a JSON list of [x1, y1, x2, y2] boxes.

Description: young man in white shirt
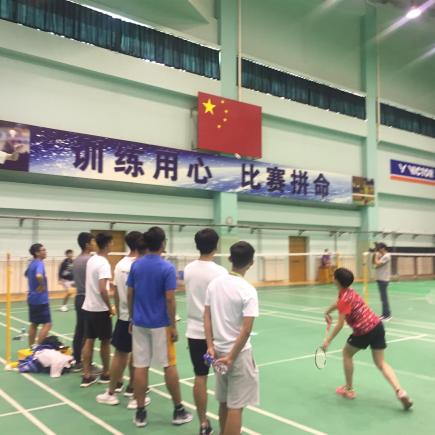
[[373, 243, 392, 321], [204, 241, 259, 435], [97, 231, 147, 407], [184, 228, 227, 435], [81, 233, 114, 387]]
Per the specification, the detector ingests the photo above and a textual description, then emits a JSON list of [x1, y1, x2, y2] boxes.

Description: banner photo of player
[[0, 121, 30, 172]]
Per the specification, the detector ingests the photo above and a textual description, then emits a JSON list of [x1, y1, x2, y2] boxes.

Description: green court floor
[[1, 280, 434, 434]]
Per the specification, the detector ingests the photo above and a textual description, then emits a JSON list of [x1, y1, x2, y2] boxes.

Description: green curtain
[[0, 0, 220, 79], [241, 59, 367, 120], [381, 104, 435, 138]]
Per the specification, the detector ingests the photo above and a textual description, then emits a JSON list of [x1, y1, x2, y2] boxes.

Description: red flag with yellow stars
[[197, 92, 262, 158]]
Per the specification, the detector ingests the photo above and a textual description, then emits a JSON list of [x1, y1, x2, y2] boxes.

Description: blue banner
[[390, 159, 435, 186], [0, 120, 374, 205]]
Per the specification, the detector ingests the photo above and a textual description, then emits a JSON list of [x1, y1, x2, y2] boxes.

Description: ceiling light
[[406, 5, 422, 19]]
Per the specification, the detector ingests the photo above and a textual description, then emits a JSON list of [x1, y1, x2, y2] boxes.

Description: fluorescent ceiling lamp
[[406, 6, 422, 19]]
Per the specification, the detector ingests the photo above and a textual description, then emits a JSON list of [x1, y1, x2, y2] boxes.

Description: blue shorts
[[29, 304, 51, 325], [111, 319, 132, 353]]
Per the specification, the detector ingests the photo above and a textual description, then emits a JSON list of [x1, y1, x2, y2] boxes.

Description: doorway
[[288, 236, 308, 283], [91, 230, 126, 273]]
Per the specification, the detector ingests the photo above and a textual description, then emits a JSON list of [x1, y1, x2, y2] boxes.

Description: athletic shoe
[[379, 315, 392, 322], [175, 314, 182, 322], [114, 382, 123, 393], [199, 420, 213, 435], [80, 375, 98, 388], [134, 408, 147, 428], [335, 385, 356, 399], [397, 389, 413, 410], [172, 406, 193, 425], [127, 396, 151, 409], [124, 385, 134, 397], [96, 390, 120, 406], [60, 305, 69, 312], [71, 362, 83, 373], [98, 374, 110, 384]]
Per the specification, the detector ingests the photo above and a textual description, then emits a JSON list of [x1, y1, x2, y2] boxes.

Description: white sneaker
[[175, 314, 182, 322], [60, 305, 68, 312], [127, 396, 151, 409], [96, 390, 120, 406]]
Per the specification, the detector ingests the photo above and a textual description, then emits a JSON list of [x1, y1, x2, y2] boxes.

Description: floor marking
[[257, 334, 427, 369], [151, 370, 327, 435], [0, 317, 260, 434], [0, 355, 123, 435], [0, 402, 66, 418], [0, 388, 56, 435], [327, 355, 435, 383]]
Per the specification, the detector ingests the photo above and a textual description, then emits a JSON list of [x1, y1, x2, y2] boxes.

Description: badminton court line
[[256, 303, 435, 335], [0, 402, 66, 418], [0, 319, 260, 435], [256, 334, 427, 370], [1, 313, 325, 435], [0, 388, 56, 435], [327, 354, 435, 383]]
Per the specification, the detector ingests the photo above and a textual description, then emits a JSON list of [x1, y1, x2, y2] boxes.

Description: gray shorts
[[215, 348, 259, 409], [132, 325, 176, 368]]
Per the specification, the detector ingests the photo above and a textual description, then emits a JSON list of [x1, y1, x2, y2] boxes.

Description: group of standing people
[[25, 227, 259, 434]]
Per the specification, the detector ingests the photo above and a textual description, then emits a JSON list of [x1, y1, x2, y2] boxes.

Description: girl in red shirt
[[323, 268, 412, 410]]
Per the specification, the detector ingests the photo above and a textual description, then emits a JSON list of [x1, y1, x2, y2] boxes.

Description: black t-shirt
[[59, 258, 74, 281]]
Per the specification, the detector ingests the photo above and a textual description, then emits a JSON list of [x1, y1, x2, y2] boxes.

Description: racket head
[[315, 346, 327, 369]]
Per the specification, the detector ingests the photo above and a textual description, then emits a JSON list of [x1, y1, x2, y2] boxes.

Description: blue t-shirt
[[26, 259, 49, 305], [127, 254, 176, 328]]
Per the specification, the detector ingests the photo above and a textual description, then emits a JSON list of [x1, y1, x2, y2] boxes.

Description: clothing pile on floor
[[18, 336, 74, 377]]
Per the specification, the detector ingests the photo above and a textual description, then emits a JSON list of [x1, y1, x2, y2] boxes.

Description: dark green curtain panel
[[242, 59, 366, 120], [1, 0, 434, 138], [0, 0, 220, 79], [381, 104, 435, 138]]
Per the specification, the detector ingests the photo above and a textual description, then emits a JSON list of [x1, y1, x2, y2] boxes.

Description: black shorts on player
[[84, 310, 112, 340], [347, 322, 387, 350], [111, 319, 132, 353], [188, 338, 209, 376]]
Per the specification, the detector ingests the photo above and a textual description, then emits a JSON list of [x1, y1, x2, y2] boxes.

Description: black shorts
[[111, 319, 132, 353], [84, 310, 112, 340], [347, 322, 387, 350], [188, 338, 209, 376], [29, 303, 51, 325]]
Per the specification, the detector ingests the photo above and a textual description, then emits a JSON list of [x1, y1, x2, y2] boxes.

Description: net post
[[5, 253, 12, 365], [362, 251, 369, 303]]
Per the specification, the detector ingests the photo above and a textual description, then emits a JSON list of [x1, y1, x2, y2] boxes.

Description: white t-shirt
[[184, 260, 227, 339], [83, 254, 112, 312], [114, 256, 136, 321], [205, 274, 259, 353], [375, 253, 391, 281]]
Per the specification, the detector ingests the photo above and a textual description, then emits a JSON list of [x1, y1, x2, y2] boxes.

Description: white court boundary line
[[0, 314, 326, 435], [0, 388, 56, 435], [327, 354, 435, 383], [0, 320, 259, 435], [0, 402, 66, 418], [1, 309, 431, 434]]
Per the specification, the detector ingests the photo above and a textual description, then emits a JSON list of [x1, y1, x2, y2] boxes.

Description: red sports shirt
[[337, 288, 380, 336]]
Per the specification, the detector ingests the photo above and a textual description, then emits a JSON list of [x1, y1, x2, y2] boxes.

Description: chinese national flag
[[197, 92, 262, 158]]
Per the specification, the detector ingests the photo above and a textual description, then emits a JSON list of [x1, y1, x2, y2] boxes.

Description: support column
[[358, 3, 379, 277], [214, 0, 240, 260]]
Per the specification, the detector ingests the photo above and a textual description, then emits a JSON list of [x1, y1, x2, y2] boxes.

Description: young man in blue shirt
[[127, 227, 192, 428], [26, 243, 52, 347]]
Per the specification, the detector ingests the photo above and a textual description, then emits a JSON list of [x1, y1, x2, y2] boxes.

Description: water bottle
[[203, 352, 228, 375]]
